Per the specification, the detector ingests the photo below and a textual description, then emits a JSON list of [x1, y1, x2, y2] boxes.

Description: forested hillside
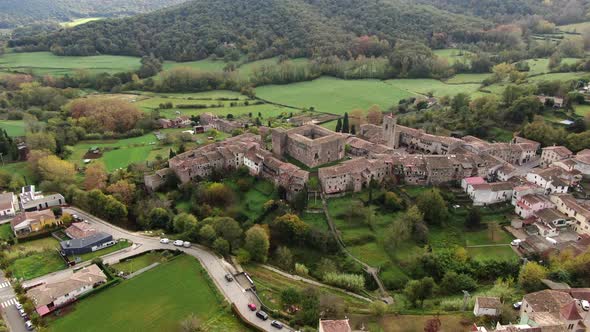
[[9, 0, 486, 61], [419, 0, 590, 24], [0, 0, 186, 28]]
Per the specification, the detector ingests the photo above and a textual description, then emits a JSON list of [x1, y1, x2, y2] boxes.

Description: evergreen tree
[[342, 113, 350, 133], [335, 118, 342, 132], [169, 148, 176, 159], [351, 124, 356, 135]]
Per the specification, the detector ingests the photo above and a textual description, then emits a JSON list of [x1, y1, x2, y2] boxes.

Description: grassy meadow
[[48, 255, 248, 332], [0, 120, 25, 136], [384, 78, 482, 97], [60, 18, 103, 28], [433, 48, 472, 65]]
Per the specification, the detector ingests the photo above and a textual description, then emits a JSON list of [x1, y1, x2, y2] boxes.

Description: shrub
[[295, 263, 309, 276]]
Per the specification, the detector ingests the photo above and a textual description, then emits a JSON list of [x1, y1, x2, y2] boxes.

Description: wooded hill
[[0, 0, 186, 28], [10, 0, 487, 61]]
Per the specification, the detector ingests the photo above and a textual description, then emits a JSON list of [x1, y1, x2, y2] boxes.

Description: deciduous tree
[[244, 225, 270, 263]]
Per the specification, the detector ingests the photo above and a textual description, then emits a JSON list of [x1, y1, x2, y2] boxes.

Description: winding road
[[22, 207, 289, 332]]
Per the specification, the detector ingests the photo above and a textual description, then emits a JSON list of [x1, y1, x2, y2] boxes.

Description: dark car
[[224, 273, 234, 282], [271, 320, 283, 329], [256, 310, 269, 321]]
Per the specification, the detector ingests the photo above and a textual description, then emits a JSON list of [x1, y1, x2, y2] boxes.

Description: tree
[[147, 207, 172, 230], [519, 262, 548, 292], [389, 40, 435, 77], [275, 246, 294, 271], [465, 208, 482, 230], [351, 124, 356, 135], [212, 238, 230, 256], [342, 112, 350, 133], [404, 277, 435, 307], [439, 271, 477, 295], [199, 224, 217, 245], [84, 162, 107, 190], [280, 287, 301, 308], [416, 189, 448, 225], [244, 225, 270, 263], [37, 155, 76, 184], [366, 105, 383, 125], [138, 54, 163, 78], [26, 132, 57, 153], [68, 98, 143, 134], [210, 217, 242, 251], [385, 206, 422, 249], [106, 180, 136, 205], [335, 118, 342, 132], [173, 213, 198, 233], [271, 214, 310, 245]]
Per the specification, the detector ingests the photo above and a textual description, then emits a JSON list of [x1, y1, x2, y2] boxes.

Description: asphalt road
[[43, 207, 291, 332], [0, 271, 29, 332]]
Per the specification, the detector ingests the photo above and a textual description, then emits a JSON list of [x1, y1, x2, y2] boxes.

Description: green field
[[113, 251, 169, 274], [256, 76, 416, 115], [433, 48, 472, 65], [61, 17, 103, 28], [0, 120, 25, 137], [525, 58, 580, 76], [385, 79, 482, 97], [7, 237, 66, 280], [0, 52, 142, 76], [445, 73, 491, 84], [0, 224, 13, 241], [0, 162, 32, 182], [558, 21, 590, 33], [528, 71, 588, 82], [574, 104, 590, 116], [49, 255, 248, 332]]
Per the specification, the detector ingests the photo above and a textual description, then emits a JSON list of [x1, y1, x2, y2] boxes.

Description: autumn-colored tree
[[68, 98, 143, 133], [84, 162, 108, 191], [366, 104, 383, 125], [424, 317, 442, 332], [106, 180, 136, 205], [349, 109, 366, 128], [26, 132, 57, 153], [518, 262, 548, 292], [36, 155, 76, 183]]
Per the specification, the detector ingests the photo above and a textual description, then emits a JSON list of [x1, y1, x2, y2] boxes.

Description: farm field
[[524, 58, 580, 76], [433, 48, 472, 65], [444, 73, 491, 84], [527, 71, 588, 82], [0, 52, 142, 76], [256, 76, 416, 115], [384, 79, 481, 97], [0, 120, 25, 136], [48, 255, 248, 332]]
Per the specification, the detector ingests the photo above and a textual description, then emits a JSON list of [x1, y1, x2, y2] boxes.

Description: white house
[[20, 193, 66, 212], [515, 194, 554, 219], [0, 192, 18, 217], [462, 176, 486, 191], [243, 149, 264, 176], [550, 194, 590, 235], [540, 146, 573, 168], [473, 297, 501, 317], [26, 264, 107, 316], [468, 182, 514, 206], [525, 167, 569, 195]]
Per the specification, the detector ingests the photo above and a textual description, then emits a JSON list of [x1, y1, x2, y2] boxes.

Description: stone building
[[541, 146, 573, 168], [318, 157, 389, 194], [271, 124, 345, 168]]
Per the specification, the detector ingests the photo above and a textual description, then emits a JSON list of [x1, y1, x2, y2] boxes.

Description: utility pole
[[461, 290, 471, 312]]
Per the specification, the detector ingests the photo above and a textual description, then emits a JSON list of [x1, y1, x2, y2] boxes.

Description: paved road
[[42, 207, 289, 332], [0, 271, 29, 332]]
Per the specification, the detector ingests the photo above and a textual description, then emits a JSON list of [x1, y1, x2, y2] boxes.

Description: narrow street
[[0, 271, 28, 332]]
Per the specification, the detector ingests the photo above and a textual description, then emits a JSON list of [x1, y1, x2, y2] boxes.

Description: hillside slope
[[0, 0, 186, 28], [10, 0, 486, 61]]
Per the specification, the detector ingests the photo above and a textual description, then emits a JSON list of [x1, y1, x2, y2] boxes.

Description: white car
[[582, 300, 590, 311], [173, 240, 184, 247], [160, 238, 170, 244], [513, 301, 522, 309], [511, 239, 523, 246], [25, 321, 33, 331], [15, 302, 22, 310], [183, 241, 191, 248]]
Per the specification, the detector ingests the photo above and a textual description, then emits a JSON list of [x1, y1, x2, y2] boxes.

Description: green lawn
[[0, 120, 25, 137], [574, 104, 590, 116], [0, 52, 142, 76], [9, 251, 66, 280], [256, 76, 416, 115], [68, 240, 132, 262], [49, 255, 248, 332], [385, 79, 481, 98], [7, 237, 60, 260], [112, 251, 169, 274], [0, 224, 13, 241]]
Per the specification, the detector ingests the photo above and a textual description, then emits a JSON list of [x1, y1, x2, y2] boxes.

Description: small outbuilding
[[473, 296, 502, 317]]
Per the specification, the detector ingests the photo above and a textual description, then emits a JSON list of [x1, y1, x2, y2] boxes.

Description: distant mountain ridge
[[0, 0, 187, 28], [9, 0, 487, 61]]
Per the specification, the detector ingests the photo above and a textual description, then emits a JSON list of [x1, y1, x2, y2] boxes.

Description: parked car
[[247, 303, 257, 311], [15, 302, 22, 310], [183, 241, 191, 248], [225, 274, 234, 282], [24, 321, 33, 331], [18, 308, 27, 318], [173, 240, 184, 247], [271, 320, 283, 329], [256, 310, 269, 321], [513, 301, 522, 310], [160, 238, 170, 244], [582, 300, 590, 311], [511, 239, 523, 246]]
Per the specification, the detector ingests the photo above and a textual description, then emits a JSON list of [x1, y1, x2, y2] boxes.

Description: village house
[[144, 168, 173, 192], [259, 155, 309, 198], [345, 136, 393, 157], [318, 157, 389, 195], [467, 182, 514, 206], [534, 208, 572, 237], [550, 194, 590, 235], [473, 297, 502, 317], [515, 194, 555, 219], [272, 124, 346, 168], [318, 319, 352, 332], [573, 149, 590, 176], [27, 264, 107, 316], [65, 222, 97, 239], [60, 232, 114, 256], [541, 146, 573, 168], [525, 167, 572, 195], [158, 116, 191, 129], [537, 95, 565, 108], [511, 184, 544, 206], [0, 192, 18, 217], [199, 112, 244, 133], [519, 289, 588, 331], [493, 163, 517, 182], [10, 209, 57, 236]]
